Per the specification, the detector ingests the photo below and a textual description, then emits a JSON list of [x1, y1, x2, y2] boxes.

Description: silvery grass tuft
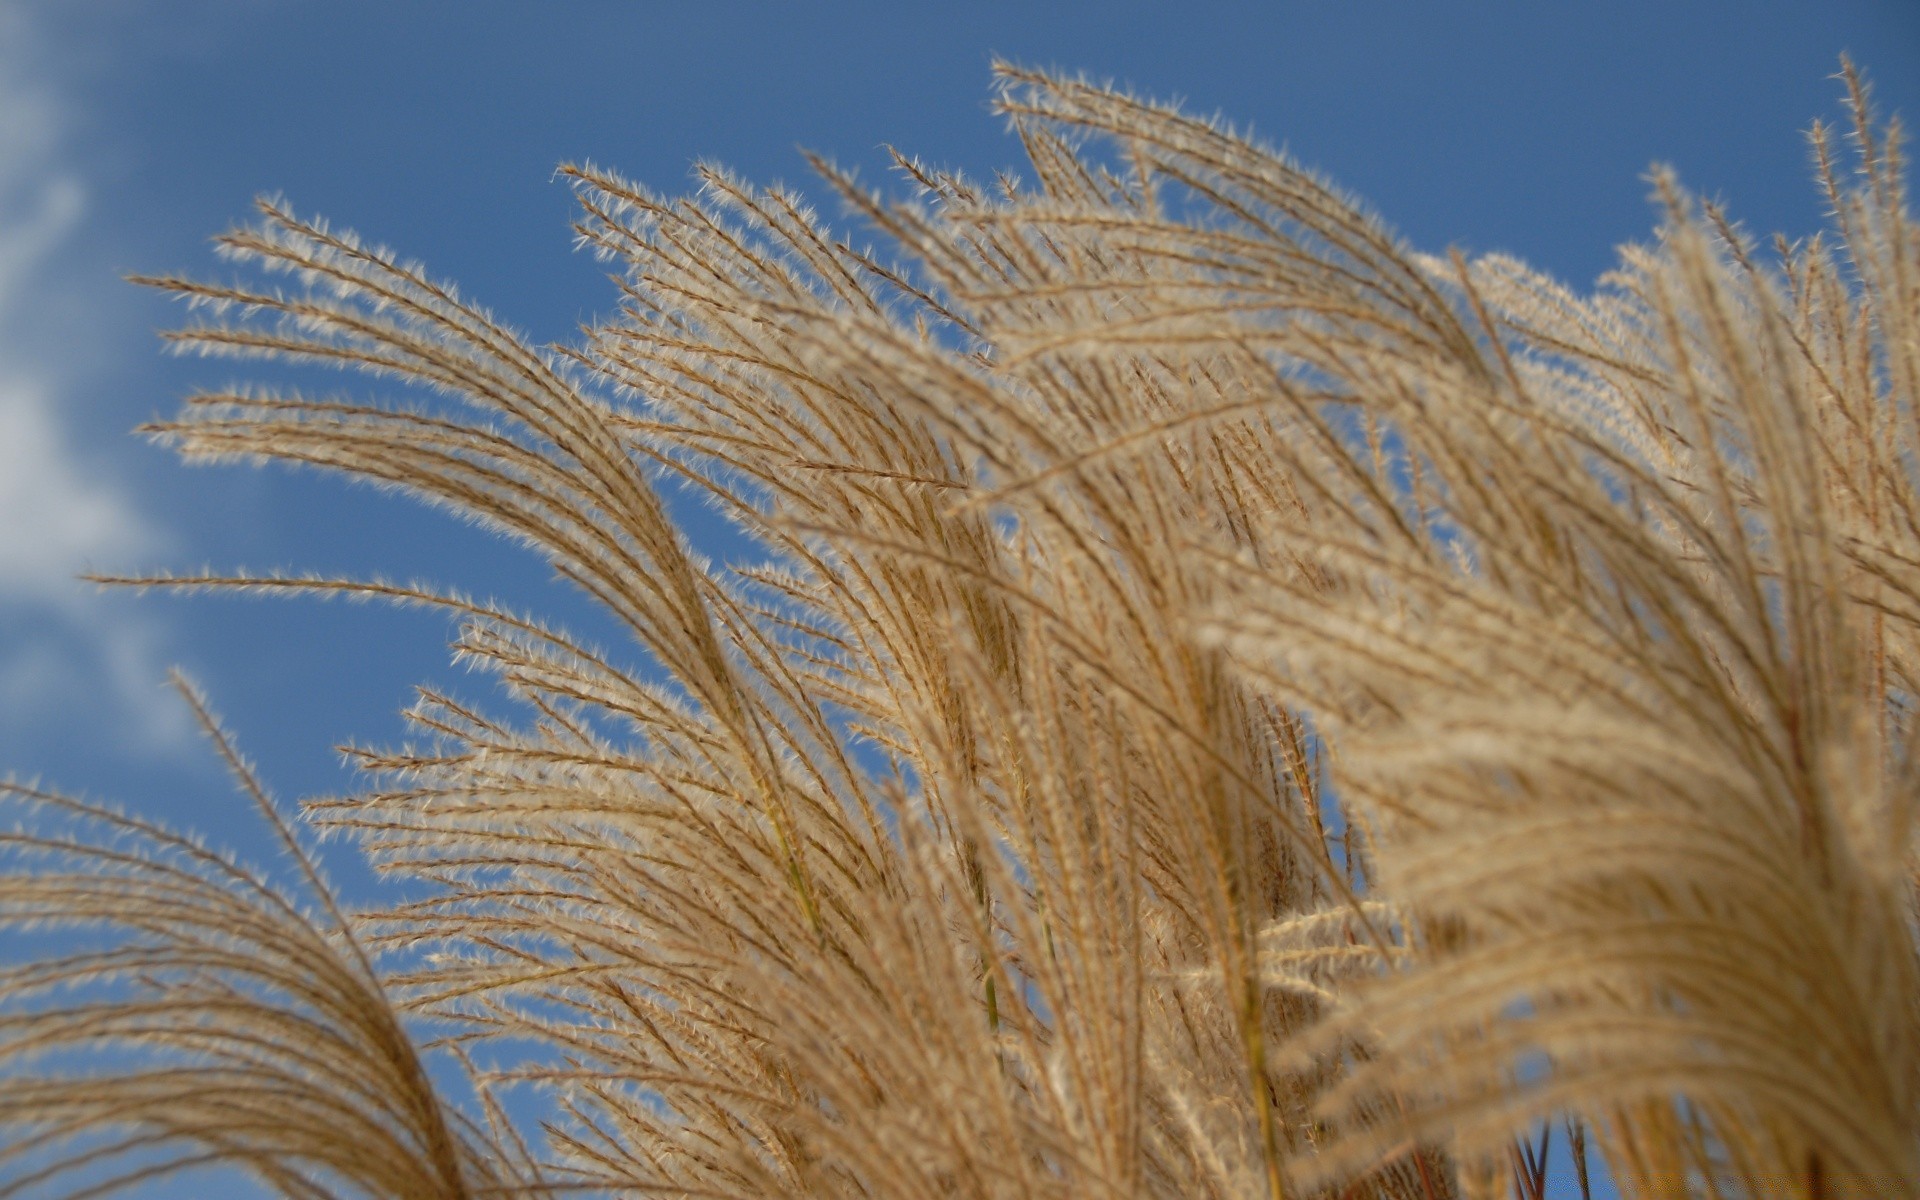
[[2, 60, 1916, 1200]]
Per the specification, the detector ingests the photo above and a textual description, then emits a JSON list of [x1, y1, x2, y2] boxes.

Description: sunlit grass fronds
[[3, 59, 1916, 1200], [0, 677, 536, 1199], [1191, 67, 1920, 1197]]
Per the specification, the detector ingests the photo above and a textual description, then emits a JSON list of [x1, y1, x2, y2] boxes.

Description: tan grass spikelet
[[0, 60, 1914, 1200], [0, 676, 537, 1198]]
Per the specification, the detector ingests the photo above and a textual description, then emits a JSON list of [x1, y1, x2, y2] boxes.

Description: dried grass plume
[[3, 61, 1918, 1200]]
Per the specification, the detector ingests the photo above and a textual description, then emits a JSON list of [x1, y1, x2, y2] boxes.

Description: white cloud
[[0, 376, 152, 594], [0, 5, 188, 752]]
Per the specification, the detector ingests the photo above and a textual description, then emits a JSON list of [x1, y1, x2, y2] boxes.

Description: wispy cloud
[[0, 4, 187, 753]]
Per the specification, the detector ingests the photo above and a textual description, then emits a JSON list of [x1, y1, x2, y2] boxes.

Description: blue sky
[[1, 1, 1916, 1195]]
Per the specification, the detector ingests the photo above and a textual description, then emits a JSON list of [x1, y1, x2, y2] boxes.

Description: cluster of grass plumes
[[4, 61, 1918, 1199]]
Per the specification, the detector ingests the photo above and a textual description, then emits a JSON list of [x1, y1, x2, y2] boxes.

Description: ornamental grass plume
[[3, 60, 1918, 1200]]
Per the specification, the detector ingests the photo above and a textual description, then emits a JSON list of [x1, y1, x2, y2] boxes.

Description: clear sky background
[[1, 2, 1916, 1196]]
